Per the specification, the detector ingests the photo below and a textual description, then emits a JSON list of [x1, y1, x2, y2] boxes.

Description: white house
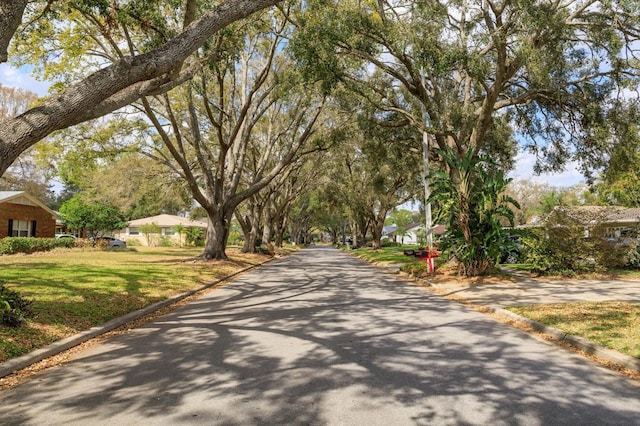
[[115, 214, 208, 246], [386, 222, 446, 245]]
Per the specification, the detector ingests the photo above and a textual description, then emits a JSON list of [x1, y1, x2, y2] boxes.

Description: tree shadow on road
[[2, 247, 640, 424]]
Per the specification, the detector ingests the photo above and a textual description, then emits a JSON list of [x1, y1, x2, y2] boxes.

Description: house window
[[163, 228, 175, 236], [128, 227, 139, 235], [11, 220, 32, 237]]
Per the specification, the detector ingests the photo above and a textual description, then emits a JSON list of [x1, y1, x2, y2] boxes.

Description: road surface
[[1, 246, 639, 425]]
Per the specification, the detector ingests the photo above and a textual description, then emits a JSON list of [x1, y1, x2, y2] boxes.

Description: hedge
[[0, 237, 75, 255]]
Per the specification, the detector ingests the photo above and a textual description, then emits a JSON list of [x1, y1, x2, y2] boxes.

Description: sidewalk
[[427, 273, 640, 308]]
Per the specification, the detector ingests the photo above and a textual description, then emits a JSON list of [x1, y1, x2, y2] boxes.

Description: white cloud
[[0, 64, 50, 96], [509, 150, 584, 187]]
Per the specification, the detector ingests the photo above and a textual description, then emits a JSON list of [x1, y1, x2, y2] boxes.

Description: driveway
[[1, 247, 639, 425], [429, 271, 640, 307]]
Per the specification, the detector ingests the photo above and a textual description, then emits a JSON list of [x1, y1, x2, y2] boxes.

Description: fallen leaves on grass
[[508, 302, 640, 359]]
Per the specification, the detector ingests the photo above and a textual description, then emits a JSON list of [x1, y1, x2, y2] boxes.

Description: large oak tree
[[0, 0, 282, 175], [292, 0, 640, 273]]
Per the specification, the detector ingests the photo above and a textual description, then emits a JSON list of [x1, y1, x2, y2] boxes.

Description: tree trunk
[[243, 231, 256, 253], [201, 210, 231, 260], [371, 227, 383, 249], [246, 202, 263, 253], [0, 0, 27, 64], [261, 216, 273, 249], [235, 213, 253, 253], [273, 207, 289, 247], [370, 213, 386, 249], [275, 233, 283, 247]]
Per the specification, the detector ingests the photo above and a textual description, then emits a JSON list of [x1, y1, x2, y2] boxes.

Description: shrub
[[522, 209, 634, 274], [625, 247, 640, 268], [0, 282, 33, 327], [0, 237, 74, 255], [184, 227, 205, 247], [159, 236, 176, 247]]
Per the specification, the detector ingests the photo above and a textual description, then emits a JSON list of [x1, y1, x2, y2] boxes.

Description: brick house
[[0, 191, 57, 238]]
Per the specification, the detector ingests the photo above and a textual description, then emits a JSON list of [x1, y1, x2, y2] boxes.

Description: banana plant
[[429, 147, 520, 276]]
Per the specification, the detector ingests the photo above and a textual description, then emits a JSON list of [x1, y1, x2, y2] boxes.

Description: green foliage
[[59, 195, 128, 240], [158, 236, 175, 247], [388, 209, 416, 244], [0, 237, 75, 255], [184, 227, 205, 247], [0, 282, 33, 327], [598, 171, 640, 207], [291, 0, 640, 198], [227, 228, 244, 247], [172, 224, 186, 247], [429, 147, 519, 276], [139, 223, 161, 247], [522, 209, 634, 275]]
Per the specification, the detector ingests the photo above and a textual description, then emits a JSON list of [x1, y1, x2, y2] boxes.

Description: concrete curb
[[0, 258, 272, 379], [491, 307, 640, 374]]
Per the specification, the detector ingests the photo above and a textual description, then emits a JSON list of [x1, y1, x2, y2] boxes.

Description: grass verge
[[507, 302, 640, 359], [0, 246, 277, 363]]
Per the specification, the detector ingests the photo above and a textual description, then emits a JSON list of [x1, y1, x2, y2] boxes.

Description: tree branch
[[0, 0, 282, 175]]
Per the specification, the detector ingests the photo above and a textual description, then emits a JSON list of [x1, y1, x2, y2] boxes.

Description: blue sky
[[1, 64, 585, 188], [0, 63, 50, 96]]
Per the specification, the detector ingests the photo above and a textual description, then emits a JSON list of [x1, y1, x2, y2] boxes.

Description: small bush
[[0, 237, 74, 255], [0, 282, 33, 327], [159, 236, 176, 247], [625, 247, 640, 268], [124, 238, 141, 247]]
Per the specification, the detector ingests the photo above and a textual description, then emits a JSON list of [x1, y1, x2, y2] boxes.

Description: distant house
[[545, 206, 640, 238], [115, 214, 208, 246], [389, 222, 446, 245], [382, 225, 397, 240], [0, 191, 57, 238]]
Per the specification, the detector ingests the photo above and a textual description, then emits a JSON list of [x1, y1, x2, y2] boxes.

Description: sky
[[1, 63, 586, 188], [0, 63, 50, 96], [509, 151, 584, 187]]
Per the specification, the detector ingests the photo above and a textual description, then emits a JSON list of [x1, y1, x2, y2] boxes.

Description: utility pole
[[422, 129, 433, 252]]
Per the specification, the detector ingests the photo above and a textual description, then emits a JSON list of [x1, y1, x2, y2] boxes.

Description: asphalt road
[[1, 246, 639, 425]]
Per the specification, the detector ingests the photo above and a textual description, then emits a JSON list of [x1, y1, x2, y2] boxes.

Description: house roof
[[127, 214, 208, 228], [0, 191, 57, 218], [549, 206, 640, 224], [405, 222, 447, 235], [382, 225, 397, 236], [607, 208, 640, 223]]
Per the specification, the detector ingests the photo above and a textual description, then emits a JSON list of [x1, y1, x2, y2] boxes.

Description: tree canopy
[[0, 0, 282, 175]]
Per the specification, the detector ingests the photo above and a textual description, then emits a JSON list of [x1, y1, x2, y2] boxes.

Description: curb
[[0, 258, 272, 379], [490, 307, 640, 374]]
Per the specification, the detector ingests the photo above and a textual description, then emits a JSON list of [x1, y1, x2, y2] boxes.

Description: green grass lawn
[[507, 302, 640, 359], [0, 246, 270, 362], [348, 245, 420, 263]]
